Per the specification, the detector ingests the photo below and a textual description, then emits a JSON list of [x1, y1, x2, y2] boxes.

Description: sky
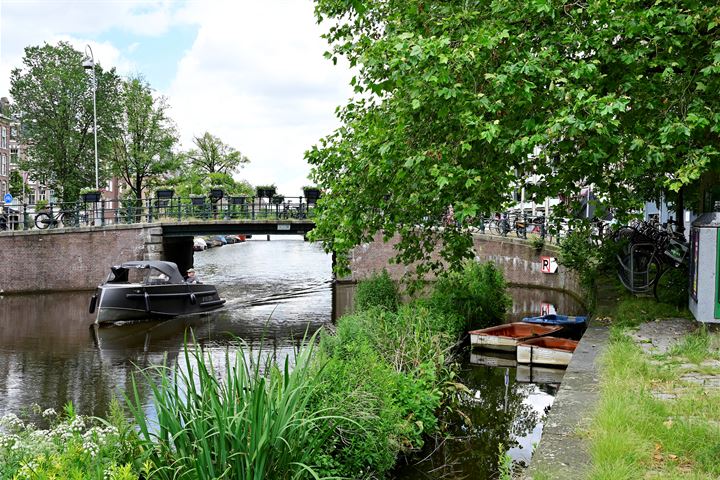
[[0, 0, 354, 196]]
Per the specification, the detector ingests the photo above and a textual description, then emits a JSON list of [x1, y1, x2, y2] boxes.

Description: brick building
[[1, 96, 52, 205]]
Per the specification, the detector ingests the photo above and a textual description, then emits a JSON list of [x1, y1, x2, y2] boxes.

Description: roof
[[113, 260, 185, 284]]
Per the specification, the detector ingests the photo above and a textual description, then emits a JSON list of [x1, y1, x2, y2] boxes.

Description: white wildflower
[[0, 413, 24, 431], [83, 439, 99, 457], [70, 416, 86, 433], [42, 408, 57, 418]]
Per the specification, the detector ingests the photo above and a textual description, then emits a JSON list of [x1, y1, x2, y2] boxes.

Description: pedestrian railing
[[0, 195, 319, 231]]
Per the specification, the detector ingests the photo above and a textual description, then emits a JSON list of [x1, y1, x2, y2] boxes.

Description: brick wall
[[347, 233, 583, 299], [0, 225, 154, 294]]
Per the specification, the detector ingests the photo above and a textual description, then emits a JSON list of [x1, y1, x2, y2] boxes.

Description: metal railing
[[0, 195, 319, 231]]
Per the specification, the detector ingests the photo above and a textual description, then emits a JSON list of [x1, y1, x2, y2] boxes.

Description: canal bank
[[524, 285, 720, 480], [523, 321, 609, 479]]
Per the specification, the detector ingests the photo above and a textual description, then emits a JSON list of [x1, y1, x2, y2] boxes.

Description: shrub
[[428, 261, 511, 330], [354, 270, 399, 312], [312, 303, 455, 478]]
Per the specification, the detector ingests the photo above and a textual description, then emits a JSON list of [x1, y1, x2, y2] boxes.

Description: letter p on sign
[[541, 256, 558, 274]]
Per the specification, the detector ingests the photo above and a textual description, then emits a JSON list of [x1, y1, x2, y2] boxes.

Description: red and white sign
[[540, 302, 556, 316], [540, 256, 558, 274]]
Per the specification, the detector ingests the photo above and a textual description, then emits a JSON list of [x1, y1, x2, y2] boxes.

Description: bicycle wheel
[[35, 212, 52, 229], [61, 211, 76, 227], [653, 263, 689, 307]]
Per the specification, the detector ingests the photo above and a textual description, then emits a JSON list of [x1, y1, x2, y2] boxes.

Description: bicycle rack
[[617, 242, 656, 293]]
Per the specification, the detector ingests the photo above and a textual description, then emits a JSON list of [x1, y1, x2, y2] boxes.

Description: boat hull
[[469, 323, 562, 351], [516, 337, 579, 366], [94, 283, 225, 324], [521, 314, 588, 339]]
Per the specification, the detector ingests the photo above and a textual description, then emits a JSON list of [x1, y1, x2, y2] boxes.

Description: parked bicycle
[[35, 207, 78, 229], [613, 219, 688, 303]]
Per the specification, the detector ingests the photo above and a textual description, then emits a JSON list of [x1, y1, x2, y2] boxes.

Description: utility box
[[689, 212, 720, 323]]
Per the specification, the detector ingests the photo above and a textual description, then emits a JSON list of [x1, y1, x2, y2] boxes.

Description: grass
[[588, 328, 720, 479]]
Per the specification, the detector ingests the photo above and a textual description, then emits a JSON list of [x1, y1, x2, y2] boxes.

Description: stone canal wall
[[0, 225, 163, 294], [348, 233, 584, 299]]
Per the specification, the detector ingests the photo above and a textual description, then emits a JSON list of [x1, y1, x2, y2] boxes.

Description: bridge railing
[[0, 195, 319, 231]]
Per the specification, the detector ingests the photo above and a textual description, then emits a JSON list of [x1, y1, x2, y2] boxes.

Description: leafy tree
[[8, 170, 25, 198], [185, 132, 249, 175], [308, 1, 720, 275], [109, 76, 179, 200], [10, 41, 123, 201]]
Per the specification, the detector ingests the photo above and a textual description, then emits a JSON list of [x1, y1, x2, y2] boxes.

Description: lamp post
[[82, 45, 99, 191]]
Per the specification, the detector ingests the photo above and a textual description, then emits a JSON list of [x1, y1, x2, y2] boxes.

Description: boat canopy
[[107, 261, 186, 284]]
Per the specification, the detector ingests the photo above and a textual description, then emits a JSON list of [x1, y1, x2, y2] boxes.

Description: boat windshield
[[106, 266, 171, 284], [143, 269, 171, 285]]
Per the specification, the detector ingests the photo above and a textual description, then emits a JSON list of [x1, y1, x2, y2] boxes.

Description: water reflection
[[394, 285, 583, 479], [0, 237, 333, 418]]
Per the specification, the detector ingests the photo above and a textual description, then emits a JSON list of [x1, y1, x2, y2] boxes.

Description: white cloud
[[0, 0, 354, 197], [167, 1, 353, 196]]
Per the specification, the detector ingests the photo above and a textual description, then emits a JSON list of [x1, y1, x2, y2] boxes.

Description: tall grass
[[127, 333, 341, 480]]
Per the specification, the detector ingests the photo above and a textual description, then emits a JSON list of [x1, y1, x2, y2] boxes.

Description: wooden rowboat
[[469, 323, 562, 351], [516, 336, 579, 366]]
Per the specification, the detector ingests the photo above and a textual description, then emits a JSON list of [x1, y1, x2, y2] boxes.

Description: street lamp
[[82, 45, 99, 191]]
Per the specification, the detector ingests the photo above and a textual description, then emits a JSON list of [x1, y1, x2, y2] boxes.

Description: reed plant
[[127, 333, 341, 480]]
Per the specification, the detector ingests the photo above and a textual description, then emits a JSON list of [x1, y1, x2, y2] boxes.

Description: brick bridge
[[0, 219, 314, 294], [0, 223, 582, 300]]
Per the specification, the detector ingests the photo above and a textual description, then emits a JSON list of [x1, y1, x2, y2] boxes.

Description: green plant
[[79, 186, 100, 194], [0, 400, 142, 479], [530, 234, 545, 252], [428, 261, 511, 330], [127, 333, 339, 480], [34, 199, 48, 211], [353, 270, 399, 312], [497, 443, 514, 480]]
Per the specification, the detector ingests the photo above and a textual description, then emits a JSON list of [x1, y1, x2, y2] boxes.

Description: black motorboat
[[89, 261, 225, 324]]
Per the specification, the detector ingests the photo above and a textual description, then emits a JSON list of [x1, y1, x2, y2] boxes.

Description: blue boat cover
[[521, 314, 588, 325]]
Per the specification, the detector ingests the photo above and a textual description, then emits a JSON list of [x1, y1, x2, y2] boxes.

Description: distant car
[[193, 237, 207, 251]]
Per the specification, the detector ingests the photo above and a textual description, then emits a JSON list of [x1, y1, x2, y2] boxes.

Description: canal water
[[0, 237, 584, 478]]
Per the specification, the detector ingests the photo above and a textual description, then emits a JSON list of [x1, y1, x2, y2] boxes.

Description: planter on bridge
[[80, 190, 101, 203], [256, 185, 276, 199], [272, 194, 285, 205], [230, 196, 246, 205], [190, 195, 206, 206], [303, 187, 321, 203], [209, 188, 224, 201], [156, 188, 175, 199]]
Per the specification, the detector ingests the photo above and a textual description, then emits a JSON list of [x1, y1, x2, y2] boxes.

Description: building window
[[28, 189, 36, 205], [0, 181, 5, 198], [0, 154, 6, 176], [1, 127, 6, 149]]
